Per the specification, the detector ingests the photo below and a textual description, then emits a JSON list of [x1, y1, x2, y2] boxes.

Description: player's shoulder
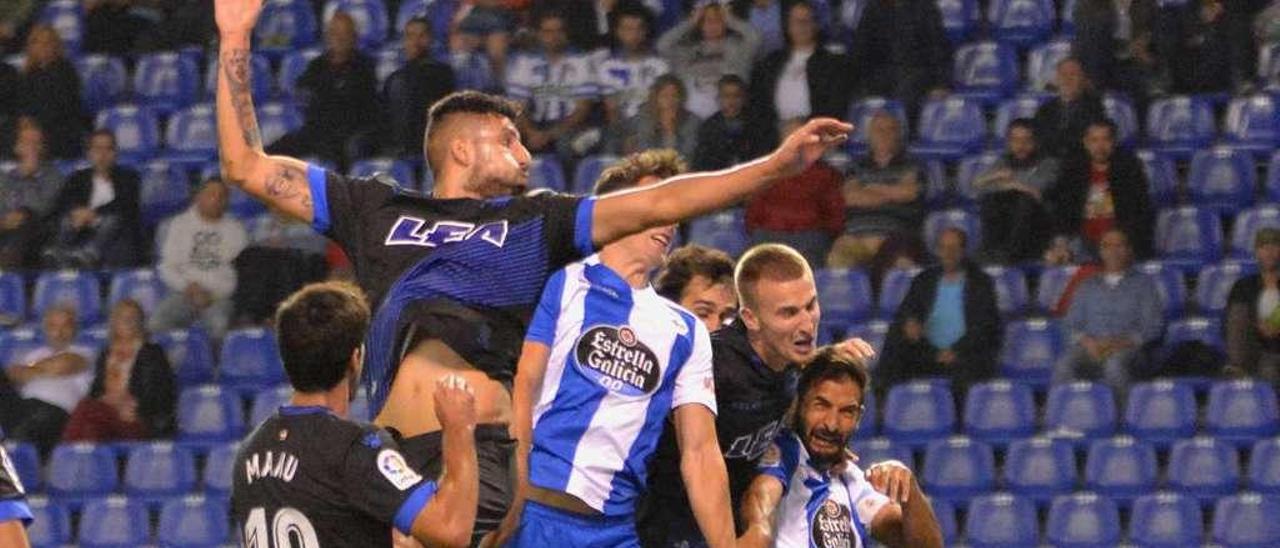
[[652, 295, 705, 341]]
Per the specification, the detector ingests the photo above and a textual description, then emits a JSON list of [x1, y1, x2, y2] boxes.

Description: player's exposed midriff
[[373, 339, 513, 437]]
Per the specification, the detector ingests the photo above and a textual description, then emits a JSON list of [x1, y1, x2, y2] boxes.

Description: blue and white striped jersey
[[591, 51, 670, 120], [505, 51, 599, 124], [758, 431, 891, 548], [526, 256, 716, 516]]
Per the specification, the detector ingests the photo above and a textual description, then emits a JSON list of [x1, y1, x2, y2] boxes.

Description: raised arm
[[674, 404, 735, 548], [737, 473, 785, 548], [214, 0, 313, 222], [591, 117, 852, 246]]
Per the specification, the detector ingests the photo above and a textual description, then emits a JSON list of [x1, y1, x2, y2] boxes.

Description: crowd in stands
[[8, 0, 1280, 545]]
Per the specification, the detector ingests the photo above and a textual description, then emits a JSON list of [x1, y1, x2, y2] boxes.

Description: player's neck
[[289, 388, 348, 417], [431, 176, 482, 200], [599, 248, 652, 289], [747, 335, 789, 372]]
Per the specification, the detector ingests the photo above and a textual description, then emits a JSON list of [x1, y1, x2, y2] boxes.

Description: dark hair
[[404, 16, 431, 34], [610, 1, 656, 37], [937, 226, 968, 248], [735, 244, 811, 310], [424, 91, 522, 169], [1086, 118, 1118, 137], [717, 74, 746, 91], [275, 282, 371, 393], [1007, 117, 1036, 135], [88, 128, 116, 147], [593, 148, 686, 195], [795, 346, 870, 410], [534, 8, 567, 28], [656, 244, 736, 302]]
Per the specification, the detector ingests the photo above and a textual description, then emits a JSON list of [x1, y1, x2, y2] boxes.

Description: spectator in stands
[[83, 0, 158, 55], [506, 9, 599, 156], [1053, 229, 1162, 400], [383, 17, 456, 158], [745, 117, 843, 268], [1226, 228, 1280, 384], [616, 75, 701, 158], [1045, 119, 1155, 261], [447, 20, 500, 93], [1072, 0, 1165, 105], [454, 0, 515, 78], [233, 209, 329, 326], [250, 208, 329, 256], [974, 118, 1058, 264], [827, 111, 924, 268], [0, 60, 15, 152], [0, 306, 94, 455], [266, 12, 379, 168], [692, 75, 774, 170], [1032, 57, 1107, 159], [878, 228, 1001, 400], [749, 1, 851, 125], [0, 121, 63, 270], [733, 0, 789, 56], [848, 0, 950, 119], [657, 0, 761, 118], [1167, 0, 1236, 94], [62, 299, 175, 442], [655, 244, 738, 332], [0, 0, 41, 54], [16, 24, 85, 160], [560, 0, 630, 51], [595, 3, 670, 128], [150, 179, 248, 340], [41, 130, 143, 269]]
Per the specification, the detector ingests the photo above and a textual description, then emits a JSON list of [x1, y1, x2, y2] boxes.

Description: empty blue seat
[[76, 55, 128, 113], [25, 496, 70, 547], [982, 266, 1028, 317], [963, 380, 1035, 444], [1155, 207, 1224, 269], [964, 493, 1039, 547], [922, 436, 995, 503], [139, 159, 191, 226], [133, 52, 200, 114], [257, 101, 306, 146], [909, 97, 987, 160], [814, 268, 873, 335], [1206, 380, 1280, 445], [687, 210, 749, 258], [1213, 493, 1280, 546], [177, 385, 244, 445], [1036, 265, 1078, 313], [844, 320, 888, 372], [157, 495, 230, 547], [1146, 96, 1217, 158], [1187, 147, 1257, 214], [203, 52, 272, 101], [79, 496, 151, 547], [1125, 380, 1198, 447], [1104, 93, 1140, 146], [1130, 492, 1203, 547], [1196, 261, 1257, 315], [155, 328, 216, 385], [923, 209, 982, 254], [250, 384, 293, 427], [954, 152, 1000, 203], [46, 443, 118, 503], [202, 443, 237, 495], [277, 48, 323, 98], [1167, 437, 1240, 504], [1136, 149, 1178, 207], [987, 0, 1055, 47], [993, 95, 1047, 140], [1225, 94, 1279, 153], [1085, 436, 1158, 505], [1231, 206, 1280, 258], [0, 328, 42, 370], [853, 437, 913, 470], [32, 269, 102, 324], [108, 268, 168, 316], [3, 441, 38, 493], [95, 104, 162, 162], [999, 318, 1062, 387], [877, 267, 920, 319], [1045, 493, 1121, 547], [937, 0, 981, 42], [323, 0, 390, 50], [1025, 38, 1072, 91], [883, 381, 956, 446], [124, 443, 197, 503], [219, 327, 286, 390], [1002, 437, 1076, 503], [952, 41, 1019, 104], [1165, 316, 1224, 352], [350, 157, 417, 189], [1250, 438, 1280, 494], [528, 154, 567, 192], [573, 154, 619, 193], [255, 0, 320, 56], [1136, 261, 1187, 319], [38, 0, 84, 53], [164, 103, 218, 166], [931, 498, 958, 544], [0, 270, 25, 325], [846, 97, 908, 155], [1264, 150, 1280, 203]]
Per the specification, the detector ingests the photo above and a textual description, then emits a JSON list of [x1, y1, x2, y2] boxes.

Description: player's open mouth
[[793, 337, 814, 353]]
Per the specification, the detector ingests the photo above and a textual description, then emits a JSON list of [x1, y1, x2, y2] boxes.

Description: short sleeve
[[341, 428, 438, 535], [671, 319, 716, 415], [526, 268, 568, 346], [530, 191, 596, 268], [845, 467, 891, 527], [756, 433, 802, 495], [310, 165, 398, 256]]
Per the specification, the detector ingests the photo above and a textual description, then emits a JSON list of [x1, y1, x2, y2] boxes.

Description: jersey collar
[[278, 405, 332, 416]]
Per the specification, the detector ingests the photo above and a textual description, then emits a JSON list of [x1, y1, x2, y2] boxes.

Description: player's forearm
[[737, 490, 777, 548], [216, 31, 266, 182], [0, 521, 29, 548], [415, 423, 478, 547], [682, 447, 736, 548], [895, 484, 943, 548]]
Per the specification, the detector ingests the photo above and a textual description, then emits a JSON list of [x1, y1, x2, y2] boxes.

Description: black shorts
[[396, 299, 523, 387], [396, 424, 515, 547]]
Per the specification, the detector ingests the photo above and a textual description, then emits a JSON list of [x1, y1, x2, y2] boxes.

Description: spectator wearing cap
[[1226, 227, 1280, 384]]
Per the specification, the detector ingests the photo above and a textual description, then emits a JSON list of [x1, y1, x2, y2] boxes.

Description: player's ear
[[740, 305, 760, 332], [450, 137, 471, 167]]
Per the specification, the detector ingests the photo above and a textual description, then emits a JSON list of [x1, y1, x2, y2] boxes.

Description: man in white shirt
[[593, 3, 670, 127], [0, 305, 94, 455], [506, 9, 600, 156]]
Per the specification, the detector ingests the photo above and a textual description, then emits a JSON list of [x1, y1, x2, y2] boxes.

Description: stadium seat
[[108, 268, 168, 316], [1263, 150, 1280, 203], [572, 154, 619, 193], [922, 436, 995, 503], [95, 104, 162, 163], [982, 266, 1028, 317], [1085, 436, 1158, 505], [952, 41, 1019, 104], [133, 52, 200, 115], [255, 0, 320, 56], [877, 267, 921, 319], [3, 441, 39, 493], [76, 55, 129, 113], [25, 496, 70, 547], [395, 0, 432, 34], [909, 97, 987, 160], [988, 0, 1055, 47], [686, 210, 749, 258], [250, 384, 293, 427], [814, 268, 873, 336], [177, 385, 245, 445], [1187, 147, 1257, 214], [937, 0, 981, 42], [1167, 437, 1240, 504], [46, 443, 118, 503], [964, 493, 1039, 547], [1206, 380, 1280, 445], [1165, 316, 1225, 352], [202, 443, 237, 495], [1045, 493, 1121, 547], [1136, 261, 1187, 319], [79, 496, 151, 547], [954, 152, 999, 203], [1231, 206, 1280, 258], [1026, 38, 1072, 91], [1136, 149, 1179, 207], [163, 103, 218, 166], [157, 495, 231, 547], [923, 209, 982, 254], [124, 442, 198, 503], [963, 380, 1035, 444], [1104, 93, 1140, 146], [203, 52, 273, 101], [1196, 261, 1257, 315], [846, 97, 907, 155], [854, 437, 914, 470], [1036, 265, 1078, 313], [1155, 207, 1224, 270], [998, 318, 1062, 387], [993, 94, 1047, 140], [883, 380, 956, 446], [1212, 493, 1280, 546], [1002, 437, 1076, 503], [38, 0, 84, 53], [351, 157, 417, 189], [1146, 96, 1217, 158], [931, 498, 958, 544], [139, 159, 191, 226], [0, 328, 41, 370], [32, 269, 102, 324], [277, 48, 323, 98], [256, 101, 305, 147], [219, 327, 286, 390], [1125, 381, 1198, 446], [1225, 94, 1279, 154], [155, 328, 216, 385], [1130, 492, 1203, 547], [844, 320, 888, 372], [528, 154, 567, 192], [0, 270, 25, 325], [323, 0, 391, 50], [1250, 438, 1280, 495]]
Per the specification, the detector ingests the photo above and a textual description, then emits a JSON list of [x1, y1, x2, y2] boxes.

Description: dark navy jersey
[[306, 166, 596, 415], [0, 439, 32, 527], [230, 406, 437, 548], [640, 319, 799, 538]]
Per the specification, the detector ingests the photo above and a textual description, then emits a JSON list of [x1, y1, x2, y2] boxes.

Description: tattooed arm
[[214, 0, 314, 222]]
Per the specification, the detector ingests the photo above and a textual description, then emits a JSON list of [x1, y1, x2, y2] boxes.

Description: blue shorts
[[509, 500, 640, 548]]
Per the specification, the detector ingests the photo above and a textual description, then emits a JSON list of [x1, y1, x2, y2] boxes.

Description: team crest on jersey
[[384, 216, 509, 248], [811, 499, 855, 548], [376, 449, 423, 491], [574, 325, 661, 397]]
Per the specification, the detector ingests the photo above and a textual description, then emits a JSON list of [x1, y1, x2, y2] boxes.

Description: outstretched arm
[[590, 118, 852, 247], [675, 404, 735, 548], [214, 0, 313, 223]]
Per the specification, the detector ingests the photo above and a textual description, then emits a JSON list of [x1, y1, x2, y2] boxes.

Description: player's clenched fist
[[215, 0, 265, 35], [433, 374, 477, 430], [865, 460, 916, 504]]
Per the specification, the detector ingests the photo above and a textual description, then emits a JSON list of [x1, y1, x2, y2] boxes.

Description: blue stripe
[[393, 480, 438, 534], [574, 198, 596, 257], [307, 164, 331, 233], [803, 472, 832, 548], [278, 405, 330, 416], [0, 500, 32, 526], [772, 434, 802, 496], [840, 476, 871, 547]]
